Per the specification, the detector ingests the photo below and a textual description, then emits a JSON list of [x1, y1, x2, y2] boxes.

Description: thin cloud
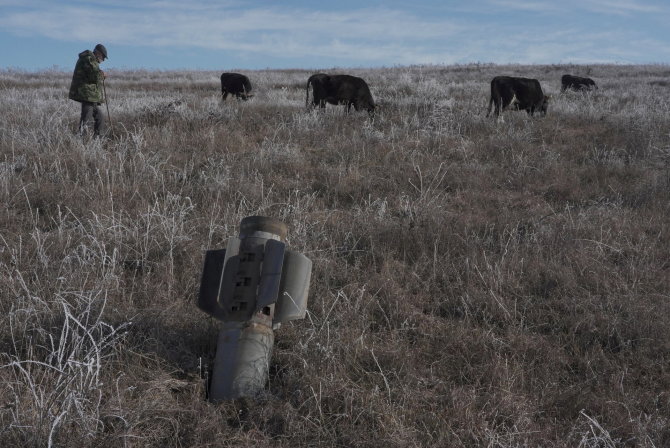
[[487, 0, 559, 13], [0, 4, 466, 62], [488, 0, 665, 15], [586, 0, 662, 14], [0, 0, 667, 66]]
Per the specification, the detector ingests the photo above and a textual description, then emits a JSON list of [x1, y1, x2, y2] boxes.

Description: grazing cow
[[561, 74, 597, 92], [306, 73, 375, 115], [487, 76, 549, 119], [220, 73, 253, 101]]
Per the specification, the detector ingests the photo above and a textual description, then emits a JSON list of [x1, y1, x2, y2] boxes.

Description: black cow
[[306, 74, 375, 115], [220, 73, 252, 101], [561, 74, 597, 92], [487, 76, 549, 118]]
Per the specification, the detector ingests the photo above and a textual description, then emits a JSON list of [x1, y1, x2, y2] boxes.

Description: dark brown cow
[[487, 76, 549, 118], [220, 73, 253, 101], [306, 74, 375, 115], [561, 74, 597, 92]]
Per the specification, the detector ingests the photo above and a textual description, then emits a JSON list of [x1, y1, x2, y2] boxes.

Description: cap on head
[[94, 43, 108, 60]]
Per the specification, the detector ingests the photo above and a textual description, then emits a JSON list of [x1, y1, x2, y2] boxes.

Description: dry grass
[[1, 63, 669, 447]]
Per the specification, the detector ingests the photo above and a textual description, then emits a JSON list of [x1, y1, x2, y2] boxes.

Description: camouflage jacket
[[68, 50, 104, 103]]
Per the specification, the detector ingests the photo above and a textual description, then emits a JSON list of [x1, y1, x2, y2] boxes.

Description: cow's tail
[[486, 95, 493, 117], [306, 79, 311, 108]]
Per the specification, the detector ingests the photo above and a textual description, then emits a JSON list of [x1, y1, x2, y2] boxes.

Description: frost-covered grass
[[1, 63, 669, 447]]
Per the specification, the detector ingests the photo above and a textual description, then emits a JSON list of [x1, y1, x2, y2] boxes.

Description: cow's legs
[[221, 91, 229, 101], [495, 97, 505, 123]]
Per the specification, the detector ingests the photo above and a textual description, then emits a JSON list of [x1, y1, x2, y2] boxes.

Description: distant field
[[1, 64, 669, 447]]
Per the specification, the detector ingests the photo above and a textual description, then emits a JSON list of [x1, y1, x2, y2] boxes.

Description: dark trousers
[[79, 101, 105, 136]]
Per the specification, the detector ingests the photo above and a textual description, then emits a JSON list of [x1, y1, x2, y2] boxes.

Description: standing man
[[69, 43, 108, 137]]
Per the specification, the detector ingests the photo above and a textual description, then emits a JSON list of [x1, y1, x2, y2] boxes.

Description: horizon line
[[2, 61, 669, 73]]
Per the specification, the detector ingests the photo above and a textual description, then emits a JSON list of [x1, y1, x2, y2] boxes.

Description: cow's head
[[541, 94, 551, 115], [359, 98, 375, 117]]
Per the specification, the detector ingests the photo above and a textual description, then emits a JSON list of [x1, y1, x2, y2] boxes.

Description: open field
[[1, 63, 669, 447]]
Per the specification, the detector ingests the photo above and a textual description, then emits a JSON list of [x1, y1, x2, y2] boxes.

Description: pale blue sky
[[1, 0, 669, 70]]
